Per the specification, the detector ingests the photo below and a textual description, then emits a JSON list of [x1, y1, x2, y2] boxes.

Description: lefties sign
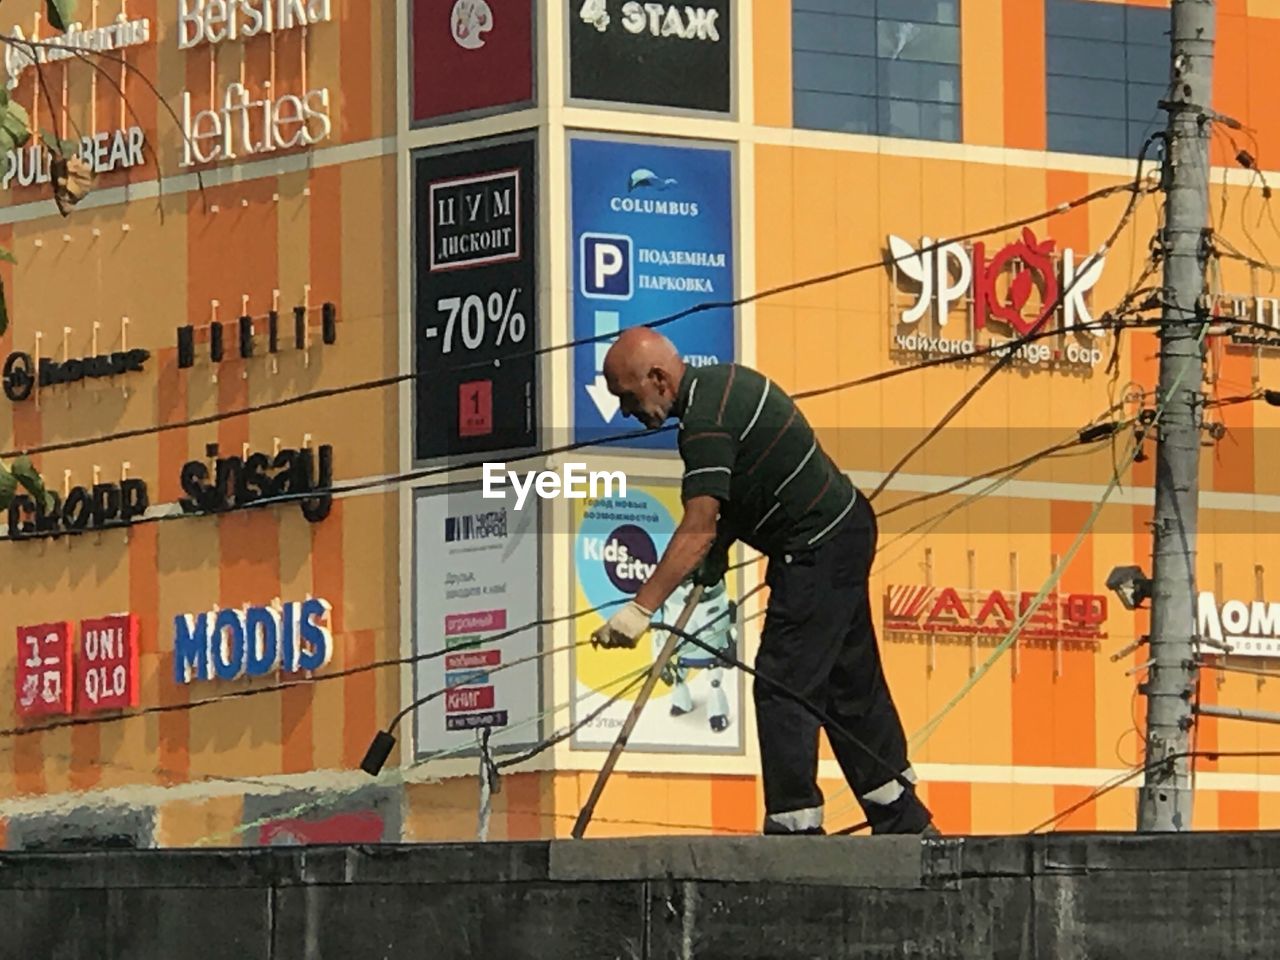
[[412, 0, 534, 123], [177, 1, 333, 167], [889, 229, 1109, 369]]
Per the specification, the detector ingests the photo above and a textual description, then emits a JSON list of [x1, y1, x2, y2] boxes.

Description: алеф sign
[[883, 585, 1108, 648]]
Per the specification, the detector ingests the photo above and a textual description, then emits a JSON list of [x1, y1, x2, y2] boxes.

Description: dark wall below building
[[0, 832, 1277, 959]]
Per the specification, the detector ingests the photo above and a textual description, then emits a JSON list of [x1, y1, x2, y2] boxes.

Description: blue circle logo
[[576, 489, 673, 610]]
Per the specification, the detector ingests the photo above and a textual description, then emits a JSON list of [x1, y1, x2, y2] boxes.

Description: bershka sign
[[178, 0, 332, 49], [179, 443, 333, 522], [176, 2, 333, 167], [1198, 593, 1280, 657], [2, 348, 149, 402], [883, 585, 1109, 647], [4, 16, 151, 89], [888, 228, 1108, 368], [174, 598, 333, 683]]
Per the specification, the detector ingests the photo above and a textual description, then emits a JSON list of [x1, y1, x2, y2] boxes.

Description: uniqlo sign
[[15, 622, 74, 718], [412, 0, 534, 123], [76, 615, 139, 712]]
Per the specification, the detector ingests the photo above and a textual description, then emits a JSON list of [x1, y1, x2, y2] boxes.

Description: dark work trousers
[[755, 493, 932, 835]]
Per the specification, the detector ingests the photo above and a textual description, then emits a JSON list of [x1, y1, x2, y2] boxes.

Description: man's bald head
[[602, 326, 686, 429]]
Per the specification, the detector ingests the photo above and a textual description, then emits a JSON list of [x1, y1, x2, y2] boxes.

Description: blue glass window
[[1046, 0, 1168, 158], [792, 0, 962, 142]]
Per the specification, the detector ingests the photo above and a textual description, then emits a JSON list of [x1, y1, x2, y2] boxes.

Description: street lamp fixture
[[1106, 564, 1153, 611]]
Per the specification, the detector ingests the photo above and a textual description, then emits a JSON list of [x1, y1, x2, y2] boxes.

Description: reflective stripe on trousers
[[763, 804, 824, 834], [859, 766, 919, 806]]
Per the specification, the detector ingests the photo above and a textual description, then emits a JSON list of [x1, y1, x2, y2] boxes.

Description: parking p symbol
[[581, 233, 633, 300]]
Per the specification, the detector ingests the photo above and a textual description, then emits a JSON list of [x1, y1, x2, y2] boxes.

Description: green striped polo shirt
[[675, 362, 858, 556]]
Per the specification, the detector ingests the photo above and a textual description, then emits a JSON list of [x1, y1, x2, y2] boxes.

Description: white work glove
[[591, 600, 654, 650]]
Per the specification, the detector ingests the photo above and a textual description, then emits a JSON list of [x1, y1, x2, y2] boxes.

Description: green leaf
[[60, 138, 78, 158], [0, 87, 10, 109], [10, 455, 53, 513], [40, 129, 59, 152], [0, 102, 30, 151], [0, 461, 16, 512], [46, 0, 75, 33], [0, 245, 16, 265]]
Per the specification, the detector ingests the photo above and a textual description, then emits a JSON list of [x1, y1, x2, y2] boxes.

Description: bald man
[[590, 327, 934, 836]]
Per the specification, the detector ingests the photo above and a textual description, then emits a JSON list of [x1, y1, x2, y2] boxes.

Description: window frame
[[791, 0, 964, 143], [1045, 0, 1169, 159]]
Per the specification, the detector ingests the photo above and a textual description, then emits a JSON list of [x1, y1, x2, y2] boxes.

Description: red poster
[[412, 0, 533, 122], [259, 811, 385, 846], [445, 649, 502, 670], [76, 615, 139, 713], [445, 685, 496, 714], [458, 380, 494, 437], [15, 622, 74, 719]]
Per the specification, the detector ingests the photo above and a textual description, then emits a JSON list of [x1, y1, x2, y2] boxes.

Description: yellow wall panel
[[962, 0, 1006, 147]]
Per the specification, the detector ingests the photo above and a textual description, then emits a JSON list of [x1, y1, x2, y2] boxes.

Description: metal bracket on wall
[[920, 837, 965, 890]]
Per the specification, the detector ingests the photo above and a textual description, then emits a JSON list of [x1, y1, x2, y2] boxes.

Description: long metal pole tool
[[571, 584, 705, 839]]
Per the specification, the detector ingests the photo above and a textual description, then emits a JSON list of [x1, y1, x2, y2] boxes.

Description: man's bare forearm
[[634, 528, 715, 613]]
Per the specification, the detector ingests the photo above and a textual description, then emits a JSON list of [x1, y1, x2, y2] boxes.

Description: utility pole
[[1138, 0, 1215, 832]]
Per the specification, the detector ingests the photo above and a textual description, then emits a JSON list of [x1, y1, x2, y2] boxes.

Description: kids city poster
[[572, 481, 744, 754]]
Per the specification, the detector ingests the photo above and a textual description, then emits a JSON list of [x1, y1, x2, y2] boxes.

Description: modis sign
[[883, 585, 1108, 648], [888, 228, 1108, 369], [174, 598, 333, 684]]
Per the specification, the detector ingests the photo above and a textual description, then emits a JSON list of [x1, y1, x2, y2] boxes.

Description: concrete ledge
[[1, 833, 1279, 958]]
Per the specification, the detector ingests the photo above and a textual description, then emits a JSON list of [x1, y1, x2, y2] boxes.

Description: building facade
[[2, 0, 1280, 847]]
